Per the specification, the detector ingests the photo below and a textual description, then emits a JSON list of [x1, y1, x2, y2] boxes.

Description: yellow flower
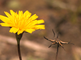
[[0, 10, 45, 35]]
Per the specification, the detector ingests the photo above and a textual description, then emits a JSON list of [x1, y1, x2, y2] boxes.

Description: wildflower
[[0, 10, 45, 35]]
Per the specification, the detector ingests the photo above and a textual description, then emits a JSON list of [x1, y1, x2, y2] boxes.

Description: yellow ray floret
[[0, 10, 45, 35]]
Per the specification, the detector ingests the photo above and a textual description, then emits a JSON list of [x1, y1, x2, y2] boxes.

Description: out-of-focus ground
[[0, 0, 81, 60]]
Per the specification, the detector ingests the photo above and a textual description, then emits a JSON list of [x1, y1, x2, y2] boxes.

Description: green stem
[[15, 33, 23, 60]]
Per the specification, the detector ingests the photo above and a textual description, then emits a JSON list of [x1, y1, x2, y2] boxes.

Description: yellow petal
[[26, 20, 37, 27], [24, 14, 38, 28], [0, 15, 9, 22], [28, 14, 38, 21], [30, 20, 44, 26], [9, 27, 19, 33], [25, 20, 45, 29], [19, 11, 23, 14], [25, 29, 35, 33], [34, 25, 45, 29], [17, 30, 24, 35], [10, 10, 16, 16], [0, 23, 11, 27], [4, 11, 11, 18], [37, 20, 44, 24], [19, 11, 23, 16], [24, 11, 31, 19]]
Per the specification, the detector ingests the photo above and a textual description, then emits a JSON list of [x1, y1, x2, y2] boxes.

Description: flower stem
[[17, 42, 22, 60], [15, 33, 23, 60]]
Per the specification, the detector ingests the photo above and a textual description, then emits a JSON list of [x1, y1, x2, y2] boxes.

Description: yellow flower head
[[0, 10, 45, 35]]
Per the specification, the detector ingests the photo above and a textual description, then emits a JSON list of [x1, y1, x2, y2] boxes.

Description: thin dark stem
[[17, 42, 22, 60], [56, 44, 59, 60], [52, 29, 55, 37], [15, 33, 23, 60]]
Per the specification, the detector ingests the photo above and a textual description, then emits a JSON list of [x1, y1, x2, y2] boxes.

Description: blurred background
[[0, 0, 81, 60]]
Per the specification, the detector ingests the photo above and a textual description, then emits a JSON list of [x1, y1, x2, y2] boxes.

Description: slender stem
[[17, 42, 22, 60], [15, 33, 23, 60], [56, 43, 59, 60]]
